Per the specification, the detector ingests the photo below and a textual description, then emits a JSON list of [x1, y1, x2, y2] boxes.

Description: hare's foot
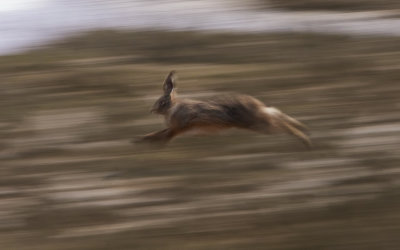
[[131, 136, 148, 144], [132, 129, 175, 145]]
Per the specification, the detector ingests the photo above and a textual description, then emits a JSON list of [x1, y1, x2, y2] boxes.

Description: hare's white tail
[[264, 107, 312, 148]]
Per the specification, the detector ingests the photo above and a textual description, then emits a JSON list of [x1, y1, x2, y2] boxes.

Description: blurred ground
[[1, 31, 400, 249]]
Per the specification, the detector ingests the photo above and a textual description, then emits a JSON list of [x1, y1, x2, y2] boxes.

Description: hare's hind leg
[[279, 120, 312, 149], [252, 107, 312, 148]]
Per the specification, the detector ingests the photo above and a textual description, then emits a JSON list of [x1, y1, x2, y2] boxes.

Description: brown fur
[[135, 71, 311, 148]]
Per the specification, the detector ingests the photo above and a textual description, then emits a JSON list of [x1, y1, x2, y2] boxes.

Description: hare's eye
[[160, 100, 165, 106]]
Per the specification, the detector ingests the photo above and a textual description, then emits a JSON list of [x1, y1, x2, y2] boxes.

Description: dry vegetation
[[264, 0, 400, 11]]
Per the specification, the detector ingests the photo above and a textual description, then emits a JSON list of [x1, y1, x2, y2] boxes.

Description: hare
[[135, 71, 311, 148]]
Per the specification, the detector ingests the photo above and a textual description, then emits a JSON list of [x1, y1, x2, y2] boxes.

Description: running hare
[[135, 71, 311, 148]]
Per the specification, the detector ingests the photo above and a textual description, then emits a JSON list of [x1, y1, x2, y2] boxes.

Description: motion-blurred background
[[1, 1, 400, 249]]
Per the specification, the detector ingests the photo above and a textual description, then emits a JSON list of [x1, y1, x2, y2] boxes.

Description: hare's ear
[[163, 70, 176, 95]]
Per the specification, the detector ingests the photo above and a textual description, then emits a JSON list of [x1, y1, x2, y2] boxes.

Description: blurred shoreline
[[2, 0, 400, 55]]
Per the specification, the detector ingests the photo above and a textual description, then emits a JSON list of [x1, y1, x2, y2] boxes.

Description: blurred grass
[[0, 30, 400, 249]]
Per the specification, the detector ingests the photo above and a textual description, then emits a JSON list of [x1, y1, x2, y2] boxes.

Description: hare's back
[[170, 95, 265, 129]]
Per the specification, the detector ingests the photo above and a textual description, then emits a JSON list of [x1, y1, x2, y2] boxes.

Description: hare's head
[[151, 71, 177, 115]]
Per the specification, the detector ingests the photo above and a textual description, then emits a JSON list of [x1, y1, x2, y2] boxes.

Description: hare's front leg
[[133, 128, 178, 144]]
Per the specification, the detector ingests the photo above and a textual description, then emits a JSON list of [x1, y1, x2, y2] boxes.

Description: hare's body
[[136, 71, 311, 148], [166, 95, 264, 131]]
